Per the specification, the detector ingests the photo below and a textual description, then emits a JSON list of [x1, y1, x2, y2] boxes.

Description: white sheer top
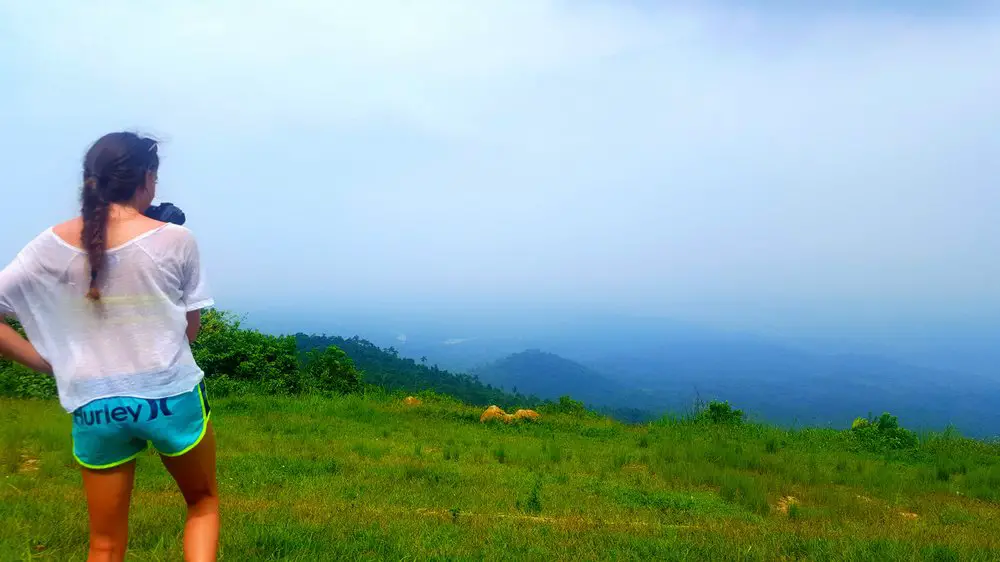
[[0, 224, 213, 412]]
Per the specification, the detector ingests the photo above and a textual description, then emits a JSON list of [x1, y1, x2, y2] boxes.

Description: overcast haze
[[1, 1, 997, 339]]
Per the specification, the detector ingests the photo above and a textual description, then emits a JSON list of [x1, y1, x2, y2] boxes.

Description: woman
[[0, 132, 218, 562]]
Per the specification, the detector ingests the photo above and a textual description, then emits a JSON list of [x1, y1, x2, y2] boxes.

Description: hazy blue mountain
[[246, 307, 1000, 437], [474, 350, 633, 406]]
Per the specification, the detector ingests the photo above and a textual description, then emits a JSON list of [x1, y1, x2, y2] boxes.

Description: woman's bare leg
[[160, 422, 219, 562], [81, 461, 136, 562]]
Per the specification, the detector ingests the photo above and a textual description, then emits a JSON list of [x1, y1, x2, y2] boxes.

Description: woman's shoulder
[[50, 218, 84, 248], [139, 223, 201, 259], [152, 222, 197, 242], [4, 222, 82, 275], [18, 219, 82, 257]]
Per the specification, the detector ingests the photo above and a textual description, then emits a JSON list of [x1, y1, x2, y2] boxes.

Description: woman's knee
[[88, 532, 126, 559], [184, 487, 219, 512]]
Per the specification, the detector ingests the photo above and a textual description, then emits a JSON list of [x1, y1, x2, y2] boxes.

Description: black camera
[[145, 202, 186, 225]]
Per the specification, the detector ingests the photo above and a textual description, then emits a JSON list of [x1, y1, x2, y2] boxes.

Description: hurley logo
[[73, 398, 174, 426]]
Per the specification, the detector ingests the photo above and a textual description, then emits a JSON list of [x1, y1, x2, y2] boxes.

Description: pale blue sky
[[0, 1, 997, 337]]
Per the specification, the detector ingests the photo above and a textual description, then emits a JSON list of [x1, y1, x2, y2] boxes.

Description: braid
[[78, 132, 160, 302], [81, 176, 110, 301]]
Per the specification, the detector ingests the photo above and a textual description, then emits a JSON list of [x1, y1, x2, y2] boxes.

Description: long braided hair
[[80, 132, 159, 300]]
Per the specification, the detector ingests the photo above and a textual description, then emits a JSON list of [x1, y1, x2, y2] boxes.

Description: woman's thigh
[[160, 422, 218, 505], [80, 460, 137, 543]]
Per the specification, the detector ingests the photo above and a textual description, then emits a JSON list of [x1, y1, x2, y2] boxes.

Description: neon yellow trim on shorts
[[157, 383, 211, 458], [74, 447, 145, 471]]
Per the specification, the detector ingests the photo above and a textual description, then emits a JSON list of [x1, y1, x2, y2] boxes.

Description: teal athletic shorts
[[71, 381, 211, 470]]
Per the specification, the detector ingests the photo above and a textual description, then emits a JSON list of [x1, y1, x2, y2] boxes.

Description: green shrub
[[518, 477, 543, 514], [695, 401, 745, 425], [541, 395, 592, 417], [851, 412, 919, 451], [300, 345, 362, 395], [192, 309, 301, 393], [0, 362, 56, 400], [0, 318, 57, 400], [936, 466, 951, 482], [788, 502, 801, 521], [414, 389, 467, 408]]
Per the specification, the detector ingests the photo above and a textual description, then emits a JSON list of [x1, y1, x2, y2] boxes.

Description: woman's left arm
[[179, 231, 213, 345], [0, 321, 51, 374], [186, 309, 202, 343]]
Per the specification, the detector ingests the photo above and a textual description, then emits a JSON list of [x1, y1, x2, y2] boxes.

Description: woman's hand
[[0, 320, 52, 375]]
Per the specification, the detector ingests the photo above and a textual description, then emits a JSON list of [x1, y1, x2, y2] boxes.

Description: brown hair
[[81, 132, 159, 300]]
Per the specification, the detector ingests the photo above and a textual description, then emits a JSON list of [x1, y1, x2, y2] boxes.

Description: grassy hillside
[[3, 391, 1000, 560]]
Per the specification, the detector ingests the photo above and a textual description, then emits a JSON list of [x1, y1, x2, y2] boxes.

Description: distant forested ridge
[[295, 333, 537, 409]]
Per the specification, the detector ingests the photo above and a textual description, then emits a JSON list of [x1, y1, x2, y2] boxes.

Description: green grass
[[3, 393, 1000, 560]]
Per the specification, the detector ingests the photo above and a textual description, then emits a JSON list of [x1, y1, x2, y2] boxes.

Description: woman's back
[[0, 220, 213, 412], [0, 131, 220, 561]]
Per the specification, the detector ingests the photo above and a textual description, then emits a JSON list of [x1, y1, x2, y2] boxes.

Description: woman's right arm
[[0, 321, 51, 374], [0, 256, 49, 373]]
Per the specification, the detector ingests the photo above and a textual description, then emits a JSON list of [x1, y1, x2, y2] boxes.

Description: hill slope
[[4, 392, 1000, 559]]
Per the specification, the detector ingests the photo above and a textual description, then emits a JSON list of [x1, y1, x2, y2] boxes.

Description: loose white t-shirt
[[0, 224, 214, 412]]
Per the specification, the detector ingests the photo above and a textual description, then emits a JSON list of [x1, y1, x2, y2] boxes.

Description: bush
[[300, 345, 362, 395], [414, 389, 466, 407], [0, 318, 57, 400], [541, 395, 592, 417], [519, 477, 544, 514], [0, 362, 57, 400], [695, 400, 745, 425], [192, 309, 301, 394], [851, 412, 919, 451], [852, 417, 871, 430]]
